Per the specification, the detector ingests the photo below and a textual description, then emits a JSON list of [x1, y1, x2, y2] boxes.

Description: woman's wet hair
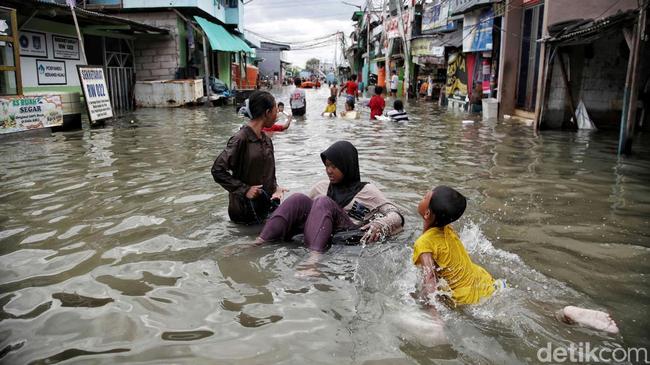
[[294, 78, 302, 86], [394, 99, 404, 110], [345, 99, 355, 110], [248, 91, 276, 119], [428, 186, 466, 227]]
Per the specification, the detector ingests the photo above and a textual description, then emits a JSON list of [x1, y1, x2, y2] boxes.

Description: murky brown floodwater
[[1, 86, 648, 364]]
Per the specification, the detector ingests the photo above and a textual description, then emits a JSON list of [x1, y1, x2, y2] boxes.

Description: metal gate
[[106, 67, 135, 113], [104, 38, 135, 115]]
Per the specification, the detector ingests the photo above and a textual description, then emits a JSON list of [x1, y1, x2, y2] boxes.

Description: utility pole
[[395, 0, 413, 100], [383, 0, 390, 89], [366, 0, 371, 91], [334, 32, 338, 72]]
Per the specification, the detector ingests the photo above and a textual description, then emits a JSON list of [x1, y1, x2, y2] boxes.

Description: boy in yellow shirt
[[413, 186, 497, 305], [413, 186, 619, 333]]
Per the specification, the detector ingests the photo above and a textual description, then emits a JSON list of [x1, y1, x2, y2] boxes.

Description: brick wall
[[116, 11, 181, 81]]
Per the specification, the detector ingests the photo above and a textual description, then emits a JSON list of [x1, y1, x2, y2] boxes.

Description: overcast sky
[[243, 0, 363, 68]]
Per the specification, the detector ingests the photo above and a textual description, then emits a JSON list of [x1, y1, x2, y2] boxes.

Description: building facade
[[256, 41, 291, 84]]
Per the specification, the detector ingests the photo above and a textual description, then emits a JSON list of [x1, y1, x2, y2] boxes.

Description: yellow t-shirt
[[324, 104, 336, 113], [412, 225, 495, 305]]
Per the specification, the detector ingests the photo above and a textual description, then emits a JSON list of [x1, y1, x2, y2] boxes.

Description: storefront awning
[[411, 29, 463, 50], [194, 16, 253, 53]]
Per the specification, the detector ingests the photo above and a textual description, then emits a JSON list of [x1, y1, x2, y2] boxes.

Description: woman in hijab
[[212, 90, 286, 224], [256, 140, 404, 252]]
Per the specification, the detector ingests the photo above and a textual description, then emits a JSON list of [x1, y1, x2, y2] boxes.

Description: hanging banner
[[422, 1, 452, 32], [53, 35, 80, 60], [446, 52, 468, 98], [77, 66, 114, 122], [463, 7, 494, 52], [19, 31, 48, 57], [0, 95, 63, 134], [384, 12, 410, 39], [411, 38, 446, 57]]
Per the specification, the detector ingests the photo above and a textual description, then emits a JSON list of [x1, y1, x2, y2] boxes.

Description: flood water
[[1, 86, 649, 364]]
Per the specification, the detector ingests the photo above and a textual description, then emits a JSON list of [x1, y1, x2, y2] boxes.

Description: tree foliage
[[305, 58, 320, 71]]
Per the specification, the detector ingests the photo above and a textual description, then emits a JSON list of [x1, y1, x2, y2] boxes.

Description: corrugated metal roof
[[2, 0, 169, 34], [546, 10, 637, 45], [411, 29, 463, 48]]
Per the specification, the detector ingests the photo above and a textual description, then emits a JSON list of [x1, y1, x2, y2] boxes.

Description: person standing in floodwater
[[339, 74, 359, 103], [211, 91, 287, 224], [290, 78, 307, 116]]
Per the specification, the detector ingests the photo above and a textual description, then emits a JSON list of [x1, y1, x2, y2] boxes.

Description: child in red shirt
[[368, 86, 385, 120], [263, 102, 292, 132]]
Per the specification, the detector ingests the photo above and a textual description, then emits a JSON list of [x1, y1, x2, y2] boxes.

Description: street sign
[[36, 60, 67, 85], [77, 65, 113, 123]]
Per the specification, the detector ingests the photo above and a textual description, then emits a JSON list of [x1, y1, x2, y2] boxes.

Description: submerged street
[[1, 87, 649, 364]]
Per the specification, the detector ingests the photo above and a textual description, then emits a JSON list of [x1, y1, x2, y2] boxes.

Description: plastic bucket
[[482, 98, 498, 120]]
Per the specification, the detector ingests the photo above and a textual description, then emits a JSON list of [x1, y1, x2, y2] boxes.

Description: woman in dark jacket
[[211, 91, 286, 224]]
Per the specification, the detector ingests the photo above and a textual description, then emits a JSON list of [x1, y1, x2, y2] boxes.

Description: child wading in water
[[386, 99, 409, 122], [340, 99, 359, 120], [368, 86, 385, 120], [413, 186, 619, 333], [321, 96, 337, 117], [263, 102, 292, 132]]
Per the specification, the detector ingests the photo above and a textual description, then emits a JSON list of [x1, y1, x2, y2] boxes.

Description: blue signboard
[[422, 2, 456, 33], [462, 7, 494, 52]]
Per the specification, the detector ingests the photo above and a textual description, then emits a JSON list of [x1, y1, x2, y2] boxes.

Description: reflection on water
[[0, 86, 648, 364]]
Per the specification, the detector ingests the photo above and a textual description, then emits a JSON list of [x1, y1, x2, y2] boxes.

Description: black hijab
[[320, 141, 368, 207]]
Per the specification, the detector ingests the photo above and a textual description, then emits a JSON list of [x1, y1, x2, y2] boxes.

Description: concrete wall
[[122, 0, 226, 23], [19, 25, 84, 91], [116, 11, 181, 81], [257, 49, 281, 77], [542, 30, 628, 129]]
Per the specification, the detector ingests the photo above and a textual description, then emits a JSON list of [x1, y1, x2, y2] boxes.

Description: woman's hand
[[360, 221, 386, 244], [246, 185, 263, 199], [271, 187, 289, 201]]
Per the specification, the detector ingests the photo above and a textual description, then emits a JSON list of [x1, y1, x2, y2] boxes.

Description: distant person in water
[[321, 96, 337, 117], [290, 78, 307, 116], [368, 86, 385, 120], [412, 186, 619, 333], [330, 83, 338, 100], [256, 140, 404, 252], [211, 91, 287, 224], [339, 74, 359, 103], [385, 99, 409, 122], [263, 102, 292, 132], [340, 99, 359, 120]]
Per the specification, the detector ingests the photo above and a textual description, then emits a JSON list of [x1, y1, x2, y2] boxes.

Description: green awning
[[194, 16, 252, 53], [231, 33, 254, 54]]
